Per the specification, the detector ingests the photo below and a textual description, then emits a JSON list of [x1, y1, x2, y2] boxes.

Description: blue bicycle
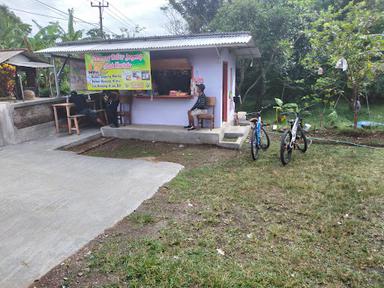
[[248, 106, 270, 160]]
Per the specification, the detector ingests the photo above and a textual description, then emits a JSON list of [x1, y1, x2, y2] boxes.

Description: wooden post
[[353, 82, 358, 129]]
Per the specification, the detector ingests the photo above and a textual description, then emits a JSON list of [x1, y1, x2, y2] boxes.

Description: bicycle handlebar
[[280, 104, 316, 117], [246, 104, 273, 116], [280, 111, 296, 116]]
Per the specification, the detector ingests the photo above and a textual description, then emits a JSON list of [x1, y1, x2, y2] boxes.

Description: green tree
[[0, 5, 31, 49], [27, 21, 65, 51], [165, 0, 228, 33], [27, 8, 83, 50], [302, 1, 384, 128], [210, 0, 305, 107]]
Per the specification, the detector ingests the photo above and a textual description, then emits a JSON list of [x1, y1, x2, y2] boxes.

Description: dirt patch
[[69, 138, 239, 169], [309, 128, 384, 147]]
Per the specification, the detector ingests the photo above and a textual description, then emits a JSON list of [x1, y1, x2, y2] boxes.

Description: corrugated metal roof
[[0, 49, 52, 67], [0, 50, 24, 64], [36, 32, 255, 55], [6, 60, 53, 68]]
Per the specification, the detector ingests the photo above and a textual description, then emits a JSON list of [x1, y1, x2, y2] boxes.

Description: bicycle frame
[[289, 117, 299, 146], [254, 114, 262, 146], [287, 113, 304, 148], [249, 105, 270, 145]]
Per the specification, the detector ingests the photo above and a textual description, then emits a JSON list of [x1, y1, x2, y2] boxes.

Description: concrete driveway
[[0, 131, 183, 288]]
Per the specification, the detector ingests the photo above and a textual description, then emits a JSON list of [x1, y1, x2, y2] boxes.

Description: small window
[[151, 58, 192, 96]]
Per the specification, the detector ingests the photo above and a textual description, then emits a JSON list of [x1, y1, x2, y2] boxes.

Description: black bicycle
[[248, 106, 271, 160], [280, 111, 309, 165]]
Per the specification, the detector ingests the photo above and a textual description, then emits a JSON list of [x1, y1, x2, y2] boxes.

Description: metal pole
[[99, 3, 103, 37], [52, 57, 60, 97], [91, 1, 109, 38]]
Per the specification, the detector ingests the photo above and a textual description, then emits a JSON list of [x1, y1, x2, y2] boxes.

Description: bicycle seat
[[249, 118, 258, 123]]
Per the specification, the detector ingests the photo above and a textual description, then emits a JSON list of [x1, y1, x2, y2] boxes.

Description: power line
[[32, 0, 99, 27], [7, 7, 68, 21], [104, 9, 133, 30], [84, 1, 119, 36], [31, 0, 67, 16], [109, 3, 137, 26], [12, 0, 119, 37], [8, 7, 99, 35], [84, 0, 138, 36], [106, 5, 136, 29], [102, 25, 118, 36]]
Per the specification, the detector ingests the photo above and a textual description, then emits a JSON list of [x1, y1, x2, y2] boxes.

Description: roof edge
[[36, 42, 253, 55], [56, 31, 253, 47]]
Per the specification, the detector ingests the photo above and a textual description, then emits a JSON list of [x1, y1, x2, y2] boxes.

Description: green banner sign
[[85, 51, 152, 90]]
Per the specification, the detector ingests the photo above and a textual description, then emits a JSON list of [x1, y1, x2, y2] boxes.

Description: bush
[[39, 87, 51, 97], [60, 80, 71, 95], [0, 64, 16, 97]]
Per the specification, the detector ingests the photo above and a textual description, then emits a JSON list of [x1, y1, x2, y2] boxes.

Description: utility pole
[[91, 1, 109, 38]]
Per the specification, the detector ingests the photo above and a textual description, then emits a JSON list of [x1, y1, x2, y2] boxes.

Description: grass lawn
[[35, 139, 384, 288]]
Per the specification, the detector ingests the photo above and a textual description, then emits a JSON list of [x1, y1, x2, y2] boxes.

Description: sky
[[0, 0, 170, 36]]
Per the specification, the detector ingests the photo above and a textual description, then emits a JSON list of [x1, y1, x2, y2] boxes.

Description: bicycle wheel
[[260, 127, 270, 151], [250, 128, 259, 160], [280, 130, 293, 165], [295, 127, 308, 153]]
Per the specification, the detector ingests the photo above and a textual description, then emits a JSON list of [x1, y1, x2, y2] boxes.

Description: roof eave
[[54, 31, 253, 47], [36, 42, 253, 56]]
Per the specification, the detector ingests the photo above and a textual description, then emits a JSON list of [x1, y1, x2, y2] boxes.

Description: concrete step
[[101, 125, 221, 145], [223, 125, 250, 138], [218, 125, 251, 150], [218, 138, 242, 149], [224, 132, 242, 138], [239, 121, 250, 126]]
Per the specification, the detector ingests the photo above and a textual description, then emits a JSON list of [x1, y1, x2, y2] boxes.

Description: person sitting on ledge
[[184, 84, 207, 131], [70, 91, 105, 126]]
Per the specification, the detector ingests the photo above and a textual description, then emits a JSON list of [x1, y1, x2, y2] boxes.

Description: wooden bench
[[68, 114, 85, 135], [69, 109, 108, 135], [197, 96, 216, 130]]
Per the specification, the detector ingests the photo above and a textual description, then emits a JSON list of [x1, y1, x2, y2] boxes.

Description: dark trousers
[[106, 100, 119, 126], [79, 108, 98, 123]]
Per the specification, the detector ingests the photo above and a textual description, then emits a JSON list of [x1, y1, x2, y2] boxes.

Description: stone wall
[[0, 98, 64, 146], [13, 102, 57, 129]]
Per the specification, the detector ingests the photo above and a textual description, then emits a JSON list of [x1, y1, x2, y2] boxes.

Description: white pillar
[[51, 57, 60, 97]]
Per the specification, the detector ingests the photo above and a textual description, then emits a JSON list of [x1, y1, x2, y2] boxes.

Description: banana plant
[[273, 98, 299, 123]]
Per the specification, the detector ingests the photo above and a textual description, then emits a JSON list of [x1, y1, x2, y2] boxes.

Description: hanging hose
[[267, 131, 381, 149], [307, 136, 380, 149]]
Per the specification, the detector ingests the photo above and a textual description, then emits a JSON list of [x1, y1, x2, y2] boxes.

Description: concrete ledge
[[11, 97, 64, 109], [15, 121, 56, 143], [101, 125, 221, 145]]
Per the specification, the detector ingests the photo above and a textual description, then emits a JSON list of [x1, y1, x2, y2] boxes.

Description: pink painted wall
[[131, 48, 236, 128]]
